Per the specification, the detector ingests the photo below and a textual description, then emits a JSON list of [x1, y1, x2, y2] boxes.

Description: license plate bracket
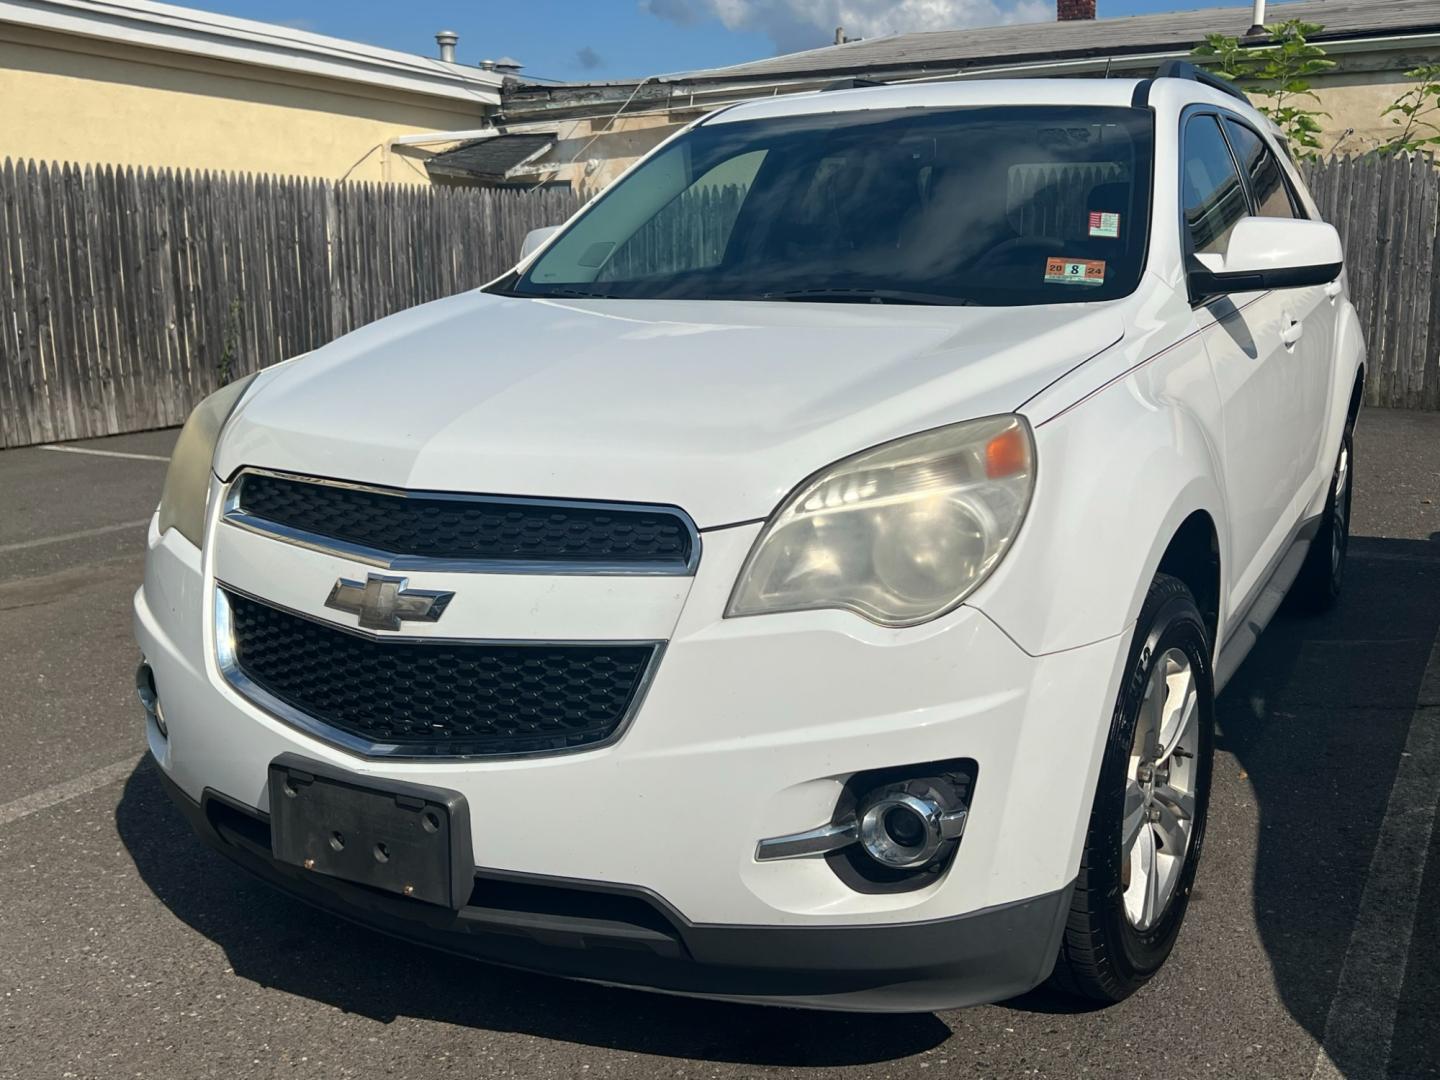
[[268, 754, 472, 909]]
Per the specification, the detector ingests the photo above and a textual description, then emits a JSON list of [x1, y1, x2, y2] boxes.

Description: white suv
[[135, 68, 1364, 1012]]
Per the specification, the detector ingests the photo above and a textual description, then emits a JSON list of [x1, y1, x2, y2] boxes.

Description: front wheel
[[1048, 573, 1215, 1004]]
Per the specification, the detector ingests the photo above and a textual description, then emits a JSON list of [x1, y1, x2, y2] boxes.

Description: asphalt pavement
[[1, 412, 1438, 1079]]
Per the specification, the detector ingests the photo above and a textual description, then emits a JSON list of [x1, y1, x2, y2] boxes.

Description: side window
[[1223, 118, 1300, 220], [1182, 114, 1248, 257]]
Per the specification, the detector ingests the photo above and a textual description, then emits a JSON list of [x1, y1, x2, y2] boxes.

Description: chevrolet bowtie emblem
[[324, 573, 454, 631]]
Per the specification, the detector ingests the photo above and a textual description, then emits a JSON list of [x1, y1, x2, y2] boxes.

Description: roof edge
[[0, 0, 503, 105], [669, 0, 1440, 85], [673, 27, 1440, 86]]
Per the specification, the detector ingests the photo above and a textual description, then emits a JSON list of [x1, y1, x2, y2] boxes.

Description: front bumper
[[135, 510, 1129, 1009], [156, 764, 1071, 1012]]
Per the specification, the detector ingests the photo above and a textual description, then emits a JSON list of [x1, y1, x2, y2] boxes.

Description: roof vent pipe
[[1246, 0, 1266, 36], [835, 26, 845, 45], [435, 30, 458, 63]]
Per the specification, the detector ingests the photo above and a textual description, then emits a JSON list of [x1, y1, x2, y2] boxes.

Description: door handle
[[1280, 315, 1304, 349]]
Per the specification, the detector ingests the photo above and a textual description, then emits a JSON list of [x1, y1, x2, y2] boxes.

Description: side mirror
[[1189, 217, 1343, 301], [520, 225, 560, 261]]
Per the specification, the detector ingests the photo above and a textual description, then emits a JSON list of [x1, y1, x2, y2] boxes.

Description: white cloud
[[642, 0, 1053, 56]]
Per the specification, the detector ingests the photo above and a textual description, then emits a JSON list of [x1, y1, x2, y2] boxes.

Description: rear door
[[1221, 116, 1336, 510], [1181, 110, 1301, 612]]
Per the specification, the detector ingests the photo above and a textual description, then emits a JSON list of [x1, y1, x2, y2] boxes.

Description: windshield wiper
[[489, 286, 626, 300], [749, 288, 976, 307], [537, 287, 628, 300]]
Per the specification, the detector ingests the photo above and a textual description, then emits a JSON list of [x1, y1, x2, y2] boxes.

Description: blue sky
[[191, 1, 1259, 82]]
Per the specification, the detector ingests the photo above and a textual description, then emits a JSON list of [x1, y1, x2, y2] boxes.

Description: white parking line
[[0, 519, 151, 553], [37, 444, 169, 463], [1310, 630, 1440, 1080], [0, 756, 143, 828]]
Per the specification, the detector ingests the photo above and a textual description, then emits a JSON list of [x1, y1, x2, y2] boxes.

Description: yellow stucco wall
[[1308, 60, 1440, 156], [557, 114, 680, 194], [0, 24, 490, 183]]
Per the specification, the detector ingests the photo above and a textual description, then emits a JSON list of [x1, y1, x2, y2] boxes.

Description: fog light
[[753, 764, 973, 875], [884, 805, 926, 847], [857, 784, 967, 870]]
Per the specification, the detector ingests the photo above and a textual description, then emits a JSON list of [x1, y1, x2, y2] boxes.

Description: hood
[[217, 291, 1123, 528]]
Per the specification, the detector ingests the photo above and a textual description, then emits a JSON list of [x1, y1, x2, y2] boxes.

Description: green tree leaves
[[1379, 65, 1440, 156], [1191, 20, 1336, 159]]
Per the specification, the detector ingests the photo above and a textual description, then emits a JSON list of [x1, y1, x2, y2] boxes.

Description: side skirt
[[1214, 514, 1322, 694]]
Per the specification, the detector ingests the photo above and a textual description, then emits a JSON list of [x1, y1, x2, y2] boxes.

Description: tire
[[1048, 573, 1215, 1004], [1286, 426, 1354, 614]]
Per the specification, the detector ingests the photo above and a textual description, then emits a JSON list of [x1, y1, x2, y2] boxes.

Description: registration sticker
[[1044, 258, 1106, 286], [1089, 211, 1121, 239]]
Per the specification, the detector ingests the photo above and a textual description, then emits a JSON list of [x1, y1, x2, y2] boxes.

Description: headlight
[[157, 374, 259, 545], [726, 416, 1035, 627]]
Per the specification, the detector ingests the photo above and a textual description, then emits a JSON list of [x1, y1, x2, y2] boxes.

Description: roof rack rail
[[1153, 59, 1250, 104], [820, 76, 887, 92]]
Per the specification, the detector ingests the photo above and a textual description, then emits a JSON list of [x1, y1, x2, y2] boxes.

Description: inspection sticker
[[1089, 211, 1121, 239], [1044, 257, 1106, 286]]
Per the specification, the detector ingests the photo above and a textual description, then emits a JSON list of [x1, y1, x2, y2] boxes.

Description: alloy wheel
[[1121, 648, 1200, 932]]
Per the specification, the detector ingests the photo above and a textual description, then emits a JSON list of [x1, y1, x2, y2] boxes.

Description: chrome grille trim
[[213, 585, 666, 761], [220, 467, 701, 577]]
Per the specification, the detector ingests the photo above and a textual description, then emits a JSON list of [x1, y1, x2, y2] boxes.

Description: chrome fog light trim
[[857, 788, 968, 870], [754, 820, 858, 862], [136, 662, 167, 737], [755, 784, 968, 867]]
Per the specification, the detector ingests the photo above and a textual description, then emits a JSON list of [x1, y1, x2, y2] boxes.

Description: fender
[[967, 336, 1228, 660], [1333, 298, 1367, 435], [1295, 295, 1365, 523], [1333, 296, 1367, 403]]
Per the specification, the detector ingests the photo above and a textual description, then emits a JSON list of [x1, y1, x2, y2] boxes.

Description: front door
[[1181, 111, 1303, 613], [1221, 116, 1338, 513]]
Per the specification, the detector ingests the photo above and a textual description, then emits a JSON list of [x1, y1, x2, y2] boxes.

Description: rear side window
[[1223, 119, 1299, 220], [1182, 114, 1248, 256]]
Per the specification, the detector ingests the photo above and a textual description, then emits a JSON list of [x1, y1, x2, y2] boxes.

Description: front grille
[[219, 589, 658, 757], [230, 471, 696, 572]]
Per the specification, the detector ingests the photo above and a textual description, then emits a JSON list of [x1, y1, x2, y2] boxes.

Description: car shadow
[[113, 763, 951, 1066], [1207, 295, 1259, 358], [1214, 533, 1440, 1078]]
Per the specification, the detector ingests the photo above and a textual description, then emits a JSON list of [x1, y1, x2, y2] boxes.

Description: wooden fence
[[1302, 154, 1440, 411], [1, 153, 1438, 449], [0, 160, 581, 448]]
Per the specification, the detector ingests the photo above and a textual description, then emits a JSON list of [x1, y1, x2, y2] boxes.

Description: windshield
[[500, 104, 1154, 307]]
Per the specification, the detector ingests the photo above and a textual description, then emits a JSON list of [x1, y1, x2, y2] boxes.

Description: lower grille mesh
[[222, 589, 657, 757]]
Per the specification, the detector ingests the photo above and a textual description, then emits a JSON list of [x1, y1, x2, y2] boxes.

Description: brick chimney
[[1058, 0, 1096, 19]]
